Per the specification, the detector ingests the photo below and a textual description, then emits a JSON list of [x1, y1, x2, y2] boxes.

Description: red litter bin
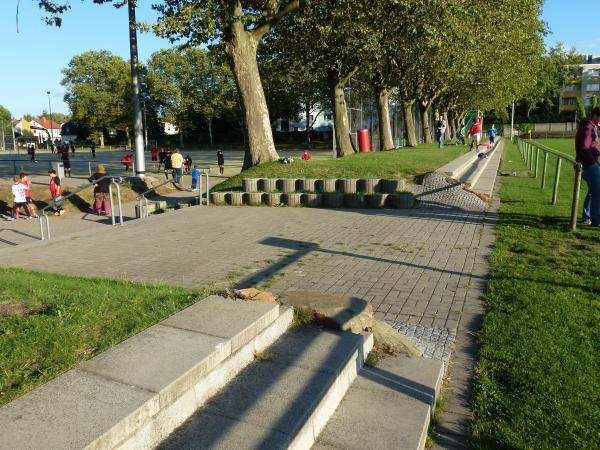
[[357, 129, 370, 152]]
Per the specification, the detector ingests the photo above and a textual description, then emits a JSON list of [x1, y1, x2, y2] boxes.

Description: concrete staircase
[[1, 294, 445, 450]]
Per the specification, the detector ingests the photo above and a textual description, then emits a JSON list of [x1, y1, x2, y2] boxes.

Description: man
[[576, 106, 600, 226], [436, 115, 447, 148], [468, 116, 482, 152], [216, 149, 225, 175], [171, 148, 184, 183]]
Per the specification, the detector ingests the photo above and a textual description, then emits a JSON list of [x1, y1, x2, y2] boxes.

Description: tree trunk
[[328, 70, 354, 157], [305, 101, 312, 146], [125, 128, 132, 148], [402, 99, 418, 147], [375, 86, 394, 150], [225, 26, 279, 169], [442, 112, 452, 140], [419, 101, 432, 143], [207, 118, 214, 146], [179, 130, 184, 148]]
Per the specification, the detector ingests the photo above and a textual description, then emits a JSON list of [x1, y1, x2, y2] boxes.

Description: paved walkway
[[0, 144, 503, 449]]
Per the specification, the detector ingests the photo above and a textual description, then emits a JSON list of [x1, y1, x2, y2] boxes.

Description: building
[[29, 118, 63, 143], [559, 54, 600, 114], [275, 108, 333, 133]]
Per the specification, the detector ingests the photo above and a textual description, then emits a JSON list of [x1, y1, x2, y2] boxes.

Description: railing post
[[39, 216, 45, 241], [541, 152, 549, 189], [199, 173, 203, 207], [206, 172, 210, 206], [571, 163, 583, 232], [115, 182, 123, 226], [88, 161, 92, 176], [552, 157, 562, 205], [534, 147, 539, 178], [109, 183, 116, 226]]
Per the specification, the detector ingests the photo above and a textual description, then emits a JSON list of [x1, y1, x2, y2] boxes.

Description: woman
[[88, 164, 111, 216]]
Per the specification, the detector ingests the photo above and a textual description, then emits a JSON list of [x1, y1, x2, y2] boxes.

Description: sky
[[1, 0, 599, 119]]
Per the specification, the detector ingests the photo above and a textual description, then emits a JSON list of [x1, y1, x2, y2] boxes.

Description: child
[[19, 173, 38, 218], [488, 123, 497, 148], [191, 165, 201, 191], [120, 154, 134, 172], [184, 155, 193, 174], [48, 169, 65, 216], [7, 176, 32, 221], [301, 150, 312, 161], [217, 150, 225, 175]]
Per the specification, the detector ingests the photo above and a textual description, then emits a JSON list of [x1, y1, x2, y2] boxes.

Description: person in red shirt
[[151, 147, 158, 162], [121, 154, 134, 172], [301, 150, 312, 161], [48, 169, 65, 216], [19, 173, 38, 218], [468, 116, 482, 151], [576, 107, 600, 226]]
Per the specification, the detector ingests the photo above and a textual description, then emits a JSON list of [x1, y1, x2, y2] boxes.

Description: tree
[[576, 96, 587, 121], [0, 105, 11, 124], [61, 50, 131, 147], [39, 110, 70, 123], [148, 47, 237, 147]]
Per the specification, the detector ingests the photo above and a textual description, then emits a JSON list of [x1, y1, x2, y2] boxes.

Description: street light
[[510, 96, 515, 140], [47, 90, 53, 145]]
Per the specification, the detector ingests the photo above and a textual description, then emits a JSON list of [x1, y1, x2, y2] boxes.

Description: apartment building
[[559, 54, 600, 114]]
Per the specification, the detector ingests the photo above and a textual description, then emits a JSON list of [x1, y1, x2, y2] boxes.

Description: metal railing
[[515, 137, 583, 231], [137, 170, 211, 219], [38, 175, 124, 240]]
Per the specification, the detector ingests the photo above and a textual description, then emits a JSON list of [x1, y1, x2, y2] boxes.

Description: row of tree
[[38, 0, 547, 168]]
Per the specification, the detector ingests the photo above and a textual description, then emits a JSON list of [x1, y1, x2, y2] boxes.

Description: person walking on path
[[91, 143, 96, 158], [61, 147, 72, 177], [70, 142, 76, 156], [29, 144, 36, 162], [488, 123, 497, 149], [217, 149, 225, 175], [89, 164, 112, 216], [171, 148, 184, 183], [48, 169, 65, 216], [468, 116, 483, 152], [6, 176, 32, 221], [576, 106, 600, 226], [19, 173, 38, 218], [120, 154, 134, 172], [436, 115, 447, 148]]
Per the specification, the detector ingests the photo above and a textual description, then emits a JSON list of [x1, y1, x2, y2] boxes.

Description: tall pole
[[47, 90, 53, 144], [1, 119, 5, 151], [128, 0, 146, 178], [141, 101, 148, 150], [510, 97, 515, 140]]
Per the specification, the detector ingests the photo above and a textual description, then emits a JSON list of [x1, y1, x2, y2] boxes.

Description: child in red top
[[121, 154, 134, 171], [19, 173, 38, 218], [151, 147, 158, 162], [301, 150, 312, 161], [468, 117, 483, 151], [48, 169, 65, 216]]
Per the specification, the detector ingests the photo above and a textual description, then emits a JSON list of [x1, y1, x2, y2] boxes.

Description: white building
[[29, 118, 62, 143], [275, 108, 333, 132]]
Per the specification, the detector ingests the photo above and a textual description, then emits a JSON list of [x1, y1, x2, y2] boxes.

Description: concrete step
[[313, 354, 444, 450], [470, 140, 504, 197], [436, 151, 479, 179], [158, 327, 374, 450], [0, 296, 293, 450], [459, 148, 495, 188]]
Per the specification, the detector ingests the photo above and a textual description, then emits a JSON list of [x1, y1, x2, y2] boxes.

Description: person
[[457, 123, 467, 145], [19, 173, 38, 218], [468, 116, 482, 152], [216, 149, 225, 175], [151, 147, 158, 162], [88, 164, 112, 216], [91, 143, 96, 158], [61, 146, 72, 177], [163, 149, 173, 179], [48, 169, 65, 215], [120, 154, 134, 172], [191, 165, 201, 191], [29, 144, 36, 162], [488, 123, 497, 148], [301, 150, 312, 161], [184, 155, 193, 174], [158, 148, 166, 171], [6, 176, 32, 221], [171, 148, 184, 183], [70, 142, 76, 155], [435, 115, 447, 148], [576, 106, 600, 226], [50, 142, 55, 154]]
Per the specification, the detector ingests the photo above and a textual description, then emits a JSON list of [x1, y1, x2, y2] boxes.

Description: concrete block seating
[[248, 192, 264, 206], [285, 193, 303, 207], [300, 178, 318, 192], [261, 178, 278, 193], [280, 178, 298, 193], [344, 194, 366, 208], [320, 179, 338, 193], [210, 192, 227, 205], [229, 192, 245, 206], [242, 178, 260, 193], [0, 296, 294, 450], [366, 193, 389, 208], [340, 179, 358, 194], [302, 193, 322, 207], [358, 179, 381, 195], [265, 192, 283, 206]]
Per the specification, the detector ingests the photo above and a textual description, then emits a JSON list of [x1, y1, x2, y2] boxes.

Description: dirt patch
[[0, 302, 53, 317]]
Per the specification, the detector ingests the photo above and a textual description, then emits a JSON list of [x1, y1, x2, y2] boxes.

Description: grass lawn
[[0, 268, 206, 406], [213, 143, 467, 192], [470, 139, 600, 449]]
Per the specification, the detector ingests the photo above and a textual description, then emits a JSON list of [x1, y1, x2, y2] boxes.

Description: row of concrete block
[[242, 178, 406, 194], [210, 191, 415, 209]]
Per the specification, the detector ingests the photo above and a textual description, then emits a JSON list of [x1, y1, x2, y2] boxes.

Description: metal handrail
[[39, 175, 124, 240], [514, 136, 582, 231], [136, 170, 211, 218]]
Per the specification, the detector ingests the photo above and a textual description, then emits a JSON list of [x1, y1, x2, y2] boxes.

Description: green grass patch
[[213, 144, 467, 192], [0, 268, 206, 406], [470, 139, 600, 449]]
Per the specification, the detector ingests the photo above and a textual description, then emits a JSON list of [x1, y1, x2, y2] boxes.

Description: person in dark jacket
[[576, 107, 600, 226], [217, 150, 225, 175], [88, 164, 112, 215]]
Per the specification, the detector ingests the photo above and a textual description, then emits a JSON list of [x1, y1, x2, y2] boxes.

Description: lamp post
[[47, 90, 53, 145], [510, 97, 515, 140], [127, 0, 146, 178]]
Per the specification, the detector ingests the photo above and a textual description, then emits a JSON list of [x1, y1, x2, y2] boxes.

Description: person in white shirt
[[7, 176, 32, 221]]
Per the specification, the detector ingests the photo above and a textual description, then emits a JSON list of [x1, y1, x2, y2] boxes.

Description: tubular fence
[[515, 136, 583, 231]]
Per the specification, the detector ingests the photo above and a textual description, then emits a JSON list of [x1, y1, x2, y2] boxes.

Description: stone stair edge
[[0, 296, 292, 450], [436, 151, 479, 178]]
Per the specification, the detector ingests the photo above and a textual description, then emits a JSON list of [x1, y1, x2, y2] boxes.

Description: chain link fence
[[0, 118, 18, 152]]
